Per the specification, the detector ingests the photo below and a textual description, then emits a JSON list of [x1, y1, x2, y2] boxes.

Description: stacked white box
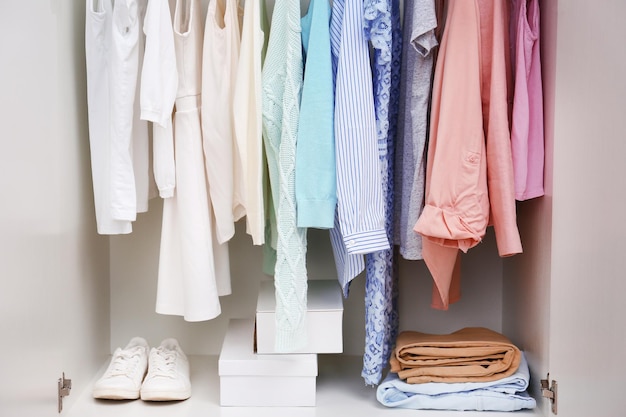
[[218, 319, 317, 407], [256, 279, 344, 354]]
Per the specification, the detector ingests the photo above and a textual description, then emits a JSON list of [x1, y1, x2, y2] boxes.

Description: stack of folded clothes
[[376, 327, 536, 411]]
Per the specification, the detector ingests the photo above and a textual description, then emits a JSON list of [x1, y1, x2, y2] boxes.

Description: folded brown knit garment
[[389, 327, 522, 384]]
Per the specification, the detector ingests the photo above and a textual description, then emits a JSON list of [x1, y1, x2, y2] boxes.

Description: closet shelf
[[66, 354, 540, 417]]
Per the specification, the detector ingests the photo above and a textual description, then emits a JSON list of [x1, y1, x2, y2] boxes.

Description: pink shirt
[[511, 0, 545, 201], [414, 0, 522, 309]]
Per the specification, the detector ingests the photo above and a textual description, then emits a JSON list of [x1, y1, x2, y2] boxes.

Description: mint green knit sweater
[[261, 0, 308, 352]]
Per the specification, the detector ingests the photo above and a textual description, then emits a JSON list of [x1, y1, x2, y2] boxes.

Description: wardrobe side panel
[[549, 0, 626, 416], [0, 2, 111, 416]]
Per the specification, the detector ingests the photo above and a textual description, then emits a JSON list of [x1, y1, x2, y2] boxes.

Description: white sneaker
[[92, 337, 149, 400], [140, 338, 191, 401]]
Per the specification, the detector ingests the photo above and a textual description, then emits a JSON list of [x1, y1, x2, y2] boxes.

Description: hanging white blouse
[[232, 0, 268, 245], [201, 0, 243, 244]]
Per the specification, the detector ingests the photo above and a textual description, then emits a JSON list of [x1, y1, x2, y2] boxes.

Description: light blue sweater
[[296, 0, 336, 229]]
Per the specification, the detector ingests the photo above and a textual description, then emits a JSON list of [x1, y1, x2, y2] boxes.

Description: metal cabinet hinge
[[57, 372, 72, 413], [541, 375, 557, 415]]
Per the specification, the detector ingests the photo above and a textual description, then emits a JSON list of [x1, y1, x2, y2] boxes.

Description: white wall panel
[[549, 1, 626, 416], [0, 2, 110, 416]]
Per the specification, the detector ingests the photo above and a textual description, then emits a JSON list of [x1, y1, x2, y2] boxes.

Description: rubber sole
[[140, 388, 191, 402], [93, 388, 140, 400]]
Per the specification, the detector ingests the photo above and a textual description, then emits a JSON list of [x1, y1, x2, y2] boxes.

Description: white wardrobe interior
[[105, 0, 545, 379], [4, 0, 626, 416]]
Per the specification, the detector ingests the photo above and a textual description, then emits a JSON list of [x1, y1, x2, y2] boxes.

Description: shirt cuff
[[159, 186, 174, 199], [343, 229, 390, 255]]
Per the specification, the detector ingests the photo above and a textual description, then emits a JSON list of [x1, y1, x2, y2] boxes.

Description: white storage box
[[256, 279, 344, 354], [219, 318, 318, 407]]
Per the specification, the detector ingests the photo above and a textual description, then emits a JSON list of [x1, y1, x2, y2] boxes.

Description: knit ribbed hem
[[296, 198, 337, 229], [274, 319, 308, 353]]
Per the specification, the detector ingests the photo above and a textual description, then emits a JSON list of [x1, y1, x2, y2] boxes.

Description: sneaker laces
[[149, 347, 177, 379], [105, 347, 143, 378]]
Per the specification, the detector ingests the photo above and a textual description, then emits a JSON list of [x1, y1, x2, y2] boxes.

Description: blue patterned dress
[[362, 0, 402, 386]]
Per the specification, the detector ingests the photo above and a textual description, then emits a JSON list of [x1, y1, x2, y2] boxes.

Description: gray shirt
[[393, 0, 438, 260]]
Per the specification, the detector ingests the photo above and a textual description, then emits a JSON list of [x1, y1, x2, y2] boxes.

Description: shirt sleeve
[[140, 0, 177, 128], [141, 0, 177, 197], [296, 0, 337, 229], [411, 0, 438, 57], [334, 0, 389, 255], [152, 123, 175, 198]]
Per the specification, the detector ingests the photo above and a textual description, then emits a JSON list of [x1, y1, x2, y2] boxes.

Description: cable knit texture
[[261, 0, 308, 352]]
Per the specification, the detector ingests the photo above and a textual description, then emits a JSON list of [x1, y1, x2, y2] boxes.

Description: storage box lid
[[256, 279, 343, 313], [219, 319, 318, 376]]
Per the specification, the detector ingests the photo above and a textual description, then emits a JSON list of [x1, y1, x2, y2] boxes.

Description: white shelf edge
[[65, 354, 543, 417]]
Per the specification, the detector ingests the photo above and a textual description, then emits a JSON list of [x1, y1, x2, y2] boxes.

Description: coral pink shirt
[[415, 0, 522, 309]]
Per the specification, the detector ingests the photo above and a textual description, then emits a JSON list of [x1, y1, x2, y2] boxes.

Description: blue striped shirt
[[330, 0, 390, 292]]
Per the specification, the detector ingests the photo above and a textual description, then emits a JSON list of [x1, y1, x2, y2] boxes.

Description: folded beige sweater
[[389, 327, 521, 384]]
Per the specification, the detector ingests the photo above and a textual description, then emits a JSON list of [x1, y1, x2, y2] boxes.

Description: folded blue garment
[[376, 352, 537, 411]]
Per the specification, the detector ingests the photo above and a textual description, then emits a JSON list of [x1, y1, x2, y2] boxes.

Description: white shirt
[[201, 0, 242, 244], [232, 0, 267, 245], [140, 0, 178, 198]]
